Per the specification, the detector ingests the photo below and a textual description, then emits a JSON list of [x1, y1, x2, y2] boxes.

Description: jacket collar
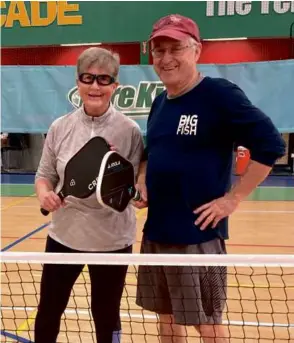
[[77, 103, 114, 126]]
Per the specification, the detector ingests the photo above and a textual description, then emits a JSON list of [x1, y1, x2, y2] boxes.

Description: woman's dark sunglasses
[[79, 73, 115, 86]]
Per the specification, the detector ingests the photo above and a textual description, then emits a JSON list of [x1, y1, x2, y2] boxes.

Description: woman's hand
[[39, 190, 63, 213]]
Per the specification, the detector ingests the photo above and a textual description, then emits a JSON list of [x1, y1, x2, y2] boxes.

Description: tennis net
[[1, 252, 294, 342]]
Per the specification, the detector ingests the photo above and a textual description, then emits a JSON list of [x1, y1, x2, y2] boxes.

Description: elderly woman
[[34, 47, 144, 343]]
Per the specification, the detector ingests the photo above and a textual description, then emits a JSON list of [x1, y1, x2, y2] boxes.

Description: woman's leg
[[89, 245, 132, 343], [34, 236, 84, 343]]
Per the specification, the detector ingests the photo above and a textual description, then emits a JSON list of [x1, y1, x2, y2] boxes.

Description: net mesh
[[1, 252, 294, 343]]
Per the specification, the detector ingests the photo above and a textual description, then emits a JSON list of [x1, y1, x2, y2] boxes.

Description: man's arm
[[126, 125, 144, 176], [223, 79, 285, 201], [134, 158, 148, 207], [194, 79, 285, 230], [133, 97, 158, 207], [194, 160, 272, 230], [137, 160, 147, 184], [228, 160, 271, 202]]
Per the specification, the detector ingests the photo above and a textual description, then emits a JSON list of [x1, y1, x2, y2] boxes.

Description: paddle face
[[96, 151, 140, 212], [40, 136, 110, 216], [62, 136, 110, 198]]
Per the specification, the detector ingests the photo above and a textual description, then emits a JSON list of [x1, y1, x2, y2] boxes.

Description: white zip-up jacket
[[36, 104, 144, 251]]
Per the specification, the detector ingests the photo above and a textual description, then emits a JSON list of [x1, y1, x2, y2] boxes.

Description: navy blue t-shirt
[[143, 77, 285, 245]]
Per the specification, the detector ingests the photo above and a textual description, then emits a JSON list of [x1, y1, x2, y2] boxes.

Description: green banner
[[1, 1, 294, 47], [2, 60, 294, 133]]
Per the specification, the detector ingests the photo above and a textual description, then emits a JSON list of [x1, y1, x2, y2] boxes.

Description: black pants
[[34, 236, 131, 343]]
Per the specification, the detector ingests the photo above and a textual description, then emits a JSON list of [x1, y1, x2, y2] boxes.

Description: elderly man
[[134, 14, 285, 343]]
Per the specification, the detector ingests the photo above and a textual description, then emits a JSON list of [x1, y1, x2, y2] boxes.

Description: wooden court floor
[[1, 196, 294, 342], [2, 196, 294, 254]]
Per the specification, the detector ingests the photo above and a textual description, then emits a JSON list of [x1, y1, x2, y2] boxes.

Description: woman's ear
[[112, 81, 119, 91]]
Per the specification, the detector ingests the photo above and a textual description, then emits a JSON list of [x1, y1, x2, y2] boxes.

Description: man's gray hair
[[151, 36, 198, 49], [77, 47, 120, 78], [188, 37, 198, 49]]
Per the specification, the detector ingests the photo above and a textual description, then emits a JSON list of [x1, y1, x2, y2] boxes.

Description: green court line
[[1, 184, 35, 197], [1, 184, 294, 201], [247, 187, 294, 201]]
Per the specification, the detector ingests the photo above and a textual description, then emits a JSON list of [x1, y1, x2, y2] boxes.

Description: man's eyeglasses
[[151, 44, 195, 58], [79, 73, 115, 86]]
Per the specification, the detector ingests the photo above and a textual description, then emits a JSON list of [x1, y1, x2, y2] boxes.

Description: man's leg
[[158, 317, 228, 343], [195, 239, 229, 343], [195, 324, 228, 343], [158, 314, 187, 343], [163, 239, 228, 343]]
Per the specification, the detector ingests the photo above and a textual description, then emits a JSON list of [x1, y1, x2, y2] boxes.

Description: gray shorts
[[136, 236, 227, 326]]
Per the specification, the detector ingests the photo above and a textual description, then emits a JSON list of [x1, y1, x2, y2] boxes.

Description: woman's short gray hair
[[77, 47, 120, 79]]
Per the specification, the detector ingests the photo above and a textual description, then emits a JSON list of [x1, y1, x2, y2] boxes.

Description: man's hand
[[194, 160, 273, 230], [133, 182, 148, 209], [193, 194, 240, 230], [133, 161, 148, 209]]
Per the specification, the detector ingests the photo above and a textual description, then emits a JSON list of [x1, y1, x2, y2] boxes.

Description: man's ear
[[195, 42, 202, 63]]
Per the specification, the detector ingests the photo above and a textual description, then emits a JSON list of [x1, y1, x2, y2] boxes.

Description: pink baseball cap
[[149, 14, 200, 42]]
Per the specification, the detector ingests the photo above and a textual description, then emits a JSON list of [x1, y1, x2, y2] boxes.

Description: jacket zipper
[[91, 116, 95, 138]]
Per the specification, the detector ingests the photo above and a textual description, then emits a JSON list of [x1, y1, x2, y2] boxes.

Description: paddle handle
[[40, 192, 64, 216], [40, 208, 50, 216]]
